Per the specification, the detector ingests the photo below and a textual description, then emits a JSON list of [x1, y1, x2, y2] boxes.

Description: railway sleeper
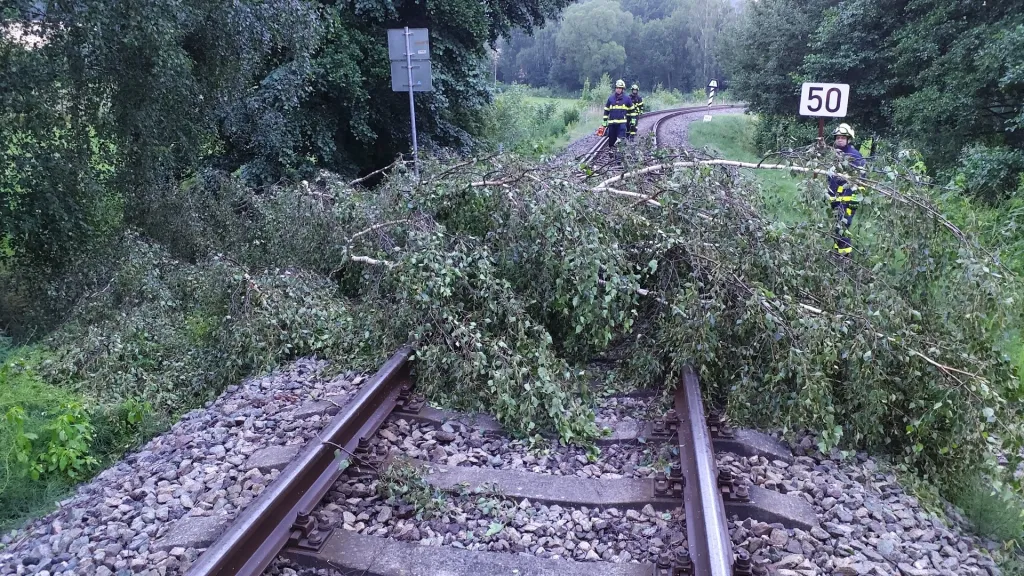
[[390, 398, 793, 462], [332, 453, 817, 531]]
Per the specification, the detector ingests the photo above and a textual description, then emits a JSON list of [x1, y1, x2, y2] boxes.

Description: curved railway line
[[176, 347, 817, 576], [579, 104, 740, 166]]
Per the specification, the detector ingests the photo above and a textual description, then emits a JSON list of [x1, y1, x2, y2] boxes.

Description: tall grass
[[484, 85, 588, 156]]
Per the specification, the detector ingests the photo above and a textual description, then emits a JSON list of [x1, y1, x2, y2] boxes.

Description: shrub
[[0, 350, 100, 525], [752, 114, 819, 155], [955, 144, 1024, 204], [562, 106, 581, 127]]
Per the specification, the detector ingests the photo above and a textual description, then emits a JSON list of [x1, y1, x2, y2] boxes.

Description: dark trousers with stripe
[[831, 202, 856, 255]]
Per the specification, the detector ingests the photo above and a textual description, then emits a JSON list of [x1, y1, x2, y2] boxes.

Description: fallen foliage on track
[[16, 145, 1024, 498]]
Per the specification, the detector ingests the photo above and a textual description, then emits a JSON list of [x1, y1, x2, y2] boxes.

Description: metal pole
[[405, 27, 419, 179], [818, 117, 825, 145]]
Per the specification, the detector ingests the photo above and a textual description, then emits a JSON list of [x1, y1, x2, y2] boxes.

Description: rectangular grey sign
[[390, 60, 433, 92], [387, 28, 430, 61]]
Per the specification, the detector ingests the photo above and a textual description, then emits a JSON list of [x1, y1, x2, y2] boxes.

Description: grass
[[688, 114, 812, 224], [0, 345, 167, 531], [507, 85, 741, 156], [955, 482, 1024, 543]]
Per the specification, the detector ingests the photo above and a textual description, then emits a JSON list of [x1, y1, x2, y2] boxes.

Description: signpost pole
[[818, 117, 824, 145], [404, 27, 419, 179]]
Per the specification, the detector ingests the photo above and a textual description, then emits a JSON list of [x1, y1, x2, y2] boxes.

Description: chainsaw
[[596, 126, 606, 137]]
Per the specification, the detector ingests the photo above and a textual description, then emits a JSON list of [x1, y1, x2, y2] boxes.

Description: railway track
[[579, 104, 739, 166], [175, 347, 817, 576]]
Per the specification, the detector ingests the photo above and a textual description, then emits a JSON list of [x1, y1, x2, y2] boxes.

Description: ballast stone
[[153, 515, 228, 551]]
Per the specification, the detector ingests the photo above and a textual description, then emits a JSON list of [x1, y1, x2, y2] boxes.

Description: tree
[[802, 0, 911, 133], [621, 0, 677, 21], [627, 19, 678, 88], [888, 0, 1024, 169], [675, 0, 734, 87], [553, 0, 634, 88], [719, 0, 838, 115], [2, 0, 321, 265], [722, 0, 1024, 183], [0, 0, 579, 268], [517, 26, 560, 86]]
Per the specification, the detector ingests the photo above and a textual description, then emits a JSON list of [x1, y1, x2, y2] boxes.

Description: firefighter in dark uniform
[[826, 123, 866, 256], [627, 84, 644, 140], [602, 79, 634, 149]]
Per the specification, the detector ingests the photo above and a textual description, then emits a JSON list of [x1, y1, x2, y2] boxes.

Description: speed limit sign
[[799, 83, 850, 117]]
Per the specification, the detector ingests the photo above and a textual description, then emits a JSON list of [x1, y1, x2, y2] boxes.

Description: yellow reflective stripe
[[835, 195, 857, 202], [607, 119, 627, 124], [836, 247, 853, 254]]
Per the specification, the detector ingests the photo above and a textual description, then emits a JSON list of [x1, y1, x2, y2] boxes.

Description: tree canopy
[[723, 0, 1024, 195], [0, 0, 576, 268], [498, 0, 738, 93]]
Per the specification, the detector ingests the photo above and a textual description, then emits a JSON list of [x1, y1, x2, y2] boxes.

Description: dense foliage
[[0, 0, 573, 270], [722, 0, 1024, 194], [3, 142, 1021, 501], [5, 0, 1024, 547], [496, 0, 737, 93]]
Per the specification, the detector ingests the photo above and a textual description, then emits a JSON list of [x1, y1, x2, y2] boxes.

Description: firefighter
[[602, 79, 634, 149], [627, 84, 644, 139], [826, 123, 866, 257]]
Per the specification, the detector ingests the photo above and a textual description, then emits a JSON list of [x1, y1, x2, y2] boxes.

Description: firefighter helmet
[[631, 84, 639, 91], [615, 79, 626, 88], [832, 123, 855, 140]]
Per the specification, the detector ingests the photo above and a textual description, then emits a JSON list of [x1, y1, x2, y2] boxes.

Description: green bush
[[752, 114, 819, 155], [29, 403, 99, 482], [0, 349, 93, 525], [91, 398, 166, 462], [955, 145, 1024, 204], [562, 106, 581, 127]]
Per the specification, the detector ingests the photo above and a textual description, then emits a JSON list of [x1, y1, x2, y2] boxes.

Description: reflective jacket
[[603, 93, 634, 125], [631, 93, 645, 115], [828, 144, 866, 203]]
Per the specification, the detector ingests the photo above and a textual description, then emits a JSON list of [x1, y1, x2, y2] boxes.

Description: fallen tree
[[31, 146, 1024, 497]]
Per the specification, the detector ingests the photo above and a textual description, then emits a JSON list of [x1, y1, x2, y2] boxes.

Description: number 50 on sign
[[799, 82, 850, 117]]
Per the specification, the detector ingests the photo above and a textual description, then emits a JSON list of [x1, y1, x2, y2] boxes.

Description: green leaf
[[983, 407, 995, 423], [485, 522, 504, 537], [334, 450, 351, 473]]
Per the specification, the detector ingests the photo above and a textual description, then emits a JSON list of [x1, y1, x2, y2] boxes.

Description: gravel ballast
[[314, 472, 686, 565], [652, 106, 747, 149], [0, 359, 365, 576], [0, 356, 1009, 576]]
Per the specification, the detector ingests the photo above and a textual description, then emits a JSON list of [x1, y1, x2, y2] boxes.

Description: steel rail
[[581, 105, 739, 165], [676, 365, 733, 576], [185, 346, 415, 576], [652, 110, 692, 148], [651, 105, 745, 148]]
